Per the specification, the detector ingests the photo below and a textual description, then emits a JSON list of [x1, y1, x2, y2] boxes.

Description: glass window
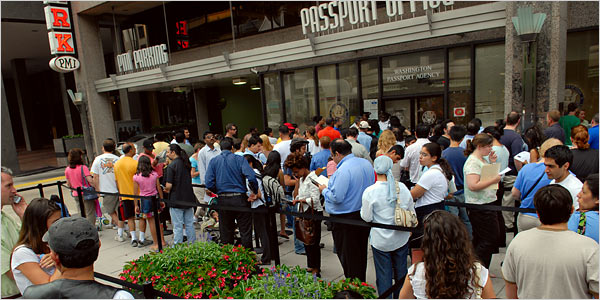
[[416, 96, 444, 126], [284, 68, 316, 133], [361, 59, 379, 100], [318, 65, 337, 122], [382, 50, 445, 97], [264, 73, 282, 132], [339, 62, 359, 126], [565, 29, 599, 121], [475, 43, 505, 127], [449, 47, 472, 125]]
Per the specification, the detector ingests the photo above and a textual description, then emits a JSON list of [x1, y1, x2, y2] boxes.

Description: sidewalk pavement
[[8, 177, 509, 298]]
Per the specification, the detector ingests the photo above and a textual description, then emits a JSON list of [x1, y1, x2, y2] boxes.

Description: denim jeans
[[286, 195, 305, 254], [170, 207, 196, 245], [445, 193, 472, 238], [372, 244, 409, 299]]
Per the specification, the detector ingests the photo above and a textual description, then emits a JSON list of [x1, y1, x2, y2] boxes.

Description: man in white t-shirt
[[90, 139, 124, 241], [543, 145, 583, 209], [273, 125, 293, 169], [502, 185, 598, 299], [400, 124, 431, 184]]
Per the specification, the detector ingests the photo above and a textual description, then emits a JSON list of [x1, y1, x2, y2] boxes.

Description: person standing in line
[[543, 145, 583, 209], [511, 138, 562, 232], [576, 108, 590, 128], [560, 102, 581, 146], [502, 185, 599, 299], [182, 128, 193, 145], [244, 135, 267, 164], [361, 156, 413, 298], [205, 138, 260, 249], [375, 130, 396, 157], [400, 124, 432, 186], [283, 139, 309, 255], [436, 120, 454, 150], [263, 128, 278, 146], [499, 111, 525, 232], [305, 126, 321, 156], [441, 125, 472, 236], [318, 139, 375, 282], [197, 132, 221, 204], [225, 123, 238, 139], [357, 121, 373, 153], [262, 151, 290, 239], [569, 125, 599, 182], [345, 128, 373, 164], [310, 136, 331, 171], [64, 148, 97, 226], [516, 126, 545, 171], [313, 116, 325, 134], [190, 142, 205, 221], [317, 117, 342, 141], [378, 112, 391, 131], [483, 126, 510, 245], [175, 132, 194, 157], [544, 110, 565, 142], [1, 167, 27, 298], [243, 155, 271, 265], [113, 143, 140, 247], [133, 156, 166, 250], [152, 133, 170, 157], [568, 174, 599, 243], [285, 152, 324, 275], [463, 134, 501, 269], [459, 120, 480, 149], [259, 134, 273, 159], [273, 125, 293, 169], [90, 139, 125, 242], [588, 113, 599, 149]]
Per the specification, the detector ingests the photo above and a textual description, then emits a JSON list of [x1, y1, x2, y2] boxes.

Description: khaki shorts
[[102, 194, 119, 215]]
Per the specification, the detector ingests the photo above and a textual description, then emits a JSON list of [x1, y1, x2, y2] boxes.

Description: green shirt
[[1, 211, 20, 297], [559, 115, 580, 146], [463, 155, 498, 205]]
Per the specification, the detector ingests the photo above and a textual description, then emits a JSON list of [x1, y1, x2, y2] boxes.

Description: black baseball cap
[[42, 217, 99, 255], [143, 139, 154, 150]]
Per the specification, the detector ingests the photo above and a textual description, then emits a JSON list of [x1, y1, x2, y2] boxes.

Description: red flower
[[246, 287, 253, 291], [223, 255, 230, 260], [361, 282, 368, 286]]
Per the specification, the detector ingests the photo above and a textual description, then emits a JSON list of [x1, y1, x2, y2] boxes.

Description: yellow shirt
[[153, 141, 169, 156], [114, 156, 138, 200]]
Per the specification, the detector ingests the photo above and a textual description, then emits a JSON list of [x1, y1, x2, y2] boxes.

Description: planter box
[[64, 137, 85, 152], [53, 137, 85, 167]]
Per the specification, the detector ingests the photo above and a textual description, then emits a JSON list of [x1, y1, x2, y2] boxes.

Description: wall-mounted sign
[[386, 65, 441, 83], [300, 0, 454, 35], [453, 107, 466, 117], [363, 99, 379, 120], [49, 56, 80, 73], [117, 44, 169, 74], [44, 4, 75, 55]]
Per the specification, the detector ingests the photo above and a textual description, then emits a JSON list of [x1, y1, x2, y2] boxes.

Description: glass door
[[384, 95, 444, 131]]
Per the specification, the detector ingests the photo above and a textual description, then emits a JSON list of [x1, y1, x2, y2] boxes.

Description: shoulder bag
[[394, 181, 418, 227], [295, 199, 317, 245], [80, 166, 99, 201]]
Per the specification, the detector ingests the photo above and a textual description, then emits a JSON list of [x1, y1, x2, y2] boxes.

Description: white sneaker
[[114, 234, 125, 242]]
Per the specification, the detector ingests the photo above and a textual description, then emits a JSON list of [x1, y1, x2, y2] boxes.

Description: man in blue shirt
[[317, 139, 375, 282], [441, 125, 472, 236], [205, 137, 260, 249], [589, 113, 599, 150], [357, 121, 373, 153], [310, 136, 331, 172]]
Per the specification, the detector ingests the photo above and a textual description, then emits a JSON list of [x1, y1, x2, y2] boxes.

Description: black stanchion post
[[57, 181, 67, 217], [269, 206, 281, 266], [142, 281, 156, 299], [76, 187, 86, 218], [152, 197, 163, 252], [37, 183, 44, 198]]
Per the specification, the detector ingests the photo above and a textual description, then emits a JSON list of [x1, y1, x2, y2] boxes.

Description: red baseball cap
[[283, 123, 295, 130]]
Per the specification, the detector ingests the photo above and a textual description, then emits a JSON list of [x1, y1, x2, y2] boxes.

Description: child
[[133, 156, 167, 251]]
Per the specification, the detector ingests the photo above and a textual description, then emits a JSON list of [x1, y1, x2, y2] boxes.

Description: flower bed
[[120, 242, 377, 299]]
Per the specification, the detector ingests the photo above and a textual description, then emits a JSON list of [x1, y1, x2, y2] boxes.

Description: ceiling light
[[232, 77, 247, 85], [250, 85, 260, 90]]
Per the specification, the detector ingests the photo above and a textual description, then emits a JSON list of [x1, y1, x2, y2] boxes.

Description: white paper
[[514, 151, 530, 164], [499, 167, 512, 176]]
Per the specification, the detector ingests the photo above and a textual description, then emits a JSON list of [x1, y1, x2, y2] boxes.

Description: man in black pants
[[204, 137, 260, 249], [317, 140, 375, 281]]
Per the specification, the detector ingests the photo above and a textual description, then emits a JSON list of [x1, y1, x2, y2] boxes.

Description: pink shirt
[[138, 153, 164, 178], [133, 171, 159, 197], [65, 165, 92, 197], [326, 160, 337, 177]]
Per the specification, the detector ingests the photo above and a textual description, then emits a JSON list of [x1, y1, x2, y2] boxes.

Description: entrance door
[[385, 95, 444, 131]]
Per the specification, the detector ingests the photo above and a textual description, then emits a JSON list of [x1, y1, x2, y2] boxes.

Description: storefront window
[[318, 65, 337, 122], [449, 47, 472, 125], [339, 62, 359, 126], [284, 68, 316, 133], [382, 50, 445, 97], [565, 29, 599, 120], [264, 73, 282, 131], [475, 43, 505, 127], [361, 59, 379, 100]]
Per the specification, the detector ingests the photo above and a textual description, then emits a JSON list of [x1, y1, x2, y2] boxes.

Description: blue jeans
[[372, 244, 409, 299], [290, 203, 306, 254], [446, 193, 472, 238], [170, 207, 196, 245]]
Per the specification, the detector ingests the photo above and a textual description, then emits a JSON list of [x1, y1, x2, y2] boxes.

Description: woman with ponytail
[[463, 133, 501, 269], [409, 143, 453, 248], [164, 144, 196, 245], [570, 125, 599, 182], [361, 155, 414, 298]]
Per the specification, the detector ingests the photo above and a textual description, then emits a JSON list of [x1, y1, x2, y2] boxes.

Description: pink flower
[[223, 255, 230, 260]]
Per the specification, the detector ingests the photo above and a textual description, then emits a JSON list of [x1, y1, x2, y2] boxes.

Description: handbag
[[80, 165, 99, 201], [394, 181, 418, 227], [294, 200, 318, 245]]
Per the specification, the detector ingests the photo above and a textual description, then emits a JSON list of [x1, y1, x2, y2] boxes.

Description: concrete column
[[194, 88, 210, 137], [71, 6, 116, 160], [505, 1, 568, 128], [59, 73, 75, 136], [1, 75, 21, 173], [109, 22, 132, 120], [10, 59, 32, 151]]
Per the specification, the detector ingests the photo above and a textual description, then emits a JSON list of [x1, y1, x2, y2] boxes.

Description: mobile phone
[[13, 195, 22, 204], [310, 178, 320, 186]]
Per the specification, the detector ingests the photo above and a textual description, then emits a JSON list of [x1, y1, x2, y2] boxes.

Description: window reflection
[[475, 43, 505, 127]]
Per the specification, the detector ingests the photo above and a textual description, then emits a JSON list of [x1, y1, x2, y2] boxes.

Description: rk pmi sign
[[44, 5, 75, 55]]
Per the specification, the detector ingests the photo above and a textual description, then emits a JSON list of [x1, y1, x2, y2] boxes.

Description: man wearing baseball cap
[[23, 217, 134, 299], [357, 121, 373, 153]]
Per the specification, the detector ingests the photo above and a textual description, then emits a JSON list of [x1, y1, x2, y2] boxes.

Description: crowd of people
[[1, 106, 598, 298]]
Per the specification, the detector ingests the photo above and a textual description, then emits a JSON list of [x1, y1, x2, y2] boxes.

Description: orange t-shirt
[[317, 126, 341, 141]]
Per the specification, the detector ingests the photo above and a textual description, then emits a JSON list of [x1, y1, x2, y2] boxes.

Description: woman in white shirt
[[399, 210, 495, 299], [463, 133, 501, 269], [11, 198, 61, 295], [409, 143, 453, 247], [361, 155, 414, 298], [284, 152, 324, 276]]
